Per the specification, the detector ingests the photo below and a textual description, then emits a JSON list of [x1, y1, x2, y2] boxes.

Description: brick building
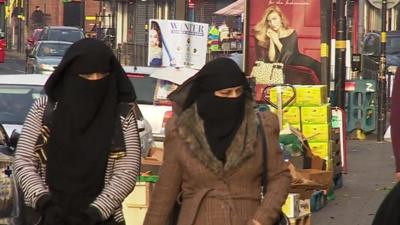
[[26, 0, 102, 35]]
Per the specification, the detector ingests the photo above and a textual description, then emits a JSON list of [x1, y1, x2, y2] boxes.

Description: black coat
[[372, 182, 400, 225]]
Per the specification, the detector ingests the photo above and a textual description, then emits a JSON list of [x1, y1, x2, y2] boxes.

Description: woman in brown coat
[[143, 58, 292, 225]]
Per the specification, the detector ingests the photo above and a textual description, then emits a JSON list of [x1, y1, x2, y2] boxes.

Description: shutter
[[63, 2, 84, 28]]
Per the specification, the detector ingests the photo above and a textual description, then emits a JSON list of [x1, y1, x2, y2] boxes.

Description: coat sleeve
[[252, 112, 292, 225], [90, 110, 141, 220], [143, 117, 182, 225], [14, 96, 49, 208]]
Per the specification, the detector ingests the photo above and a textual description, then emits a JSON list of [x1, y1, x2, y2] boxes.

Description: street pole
[[377, 0, 387, 142], [17, 0, 22, 53], [320, 0, 332, 90], [334, 0, 347, 109]]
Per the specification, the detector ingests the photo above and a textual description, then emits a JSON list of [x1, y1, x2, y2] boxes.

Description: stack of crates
[[268, 85, 333, 170], [298, 86, 332, 170]]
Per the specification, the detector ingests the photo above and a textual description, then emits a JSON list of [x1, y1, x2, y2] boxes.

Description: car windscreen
[[38, 42, 71, 57], [0, 85, 44, 125], [48, 29, 84, 42], [129, 75, 157, 104]]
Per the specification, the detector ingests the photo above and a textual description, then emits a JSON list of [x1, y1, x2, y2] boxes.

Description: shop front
[[107, 0, 244, 67]]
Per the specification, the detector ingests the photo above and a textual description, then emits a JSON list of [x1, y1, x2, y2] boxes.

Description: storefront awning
[[214, 0, 244, 16]]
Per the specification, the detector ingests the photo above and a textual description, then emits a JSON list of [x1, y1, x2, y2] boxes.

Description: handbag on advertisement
[[257, 113, 290, 225], [251, 61, 285, 85]]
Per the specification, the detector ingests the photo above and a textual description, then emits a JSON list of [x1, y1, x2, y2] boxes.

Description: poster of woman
[[148, 21, 163, 67], [247, 0, 321, 84], [147, 19, 209, 69]]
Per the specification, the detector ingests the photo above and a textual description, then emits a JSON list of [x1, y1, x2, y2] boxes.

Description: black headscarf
[[44, 38, 136, 196], [170, 58, 251, 163]]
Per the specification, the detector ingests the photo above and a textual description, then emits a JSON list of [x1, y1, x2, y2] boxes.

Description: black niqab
[[173, 58, 251, 163], [44, 38, 136, 195]]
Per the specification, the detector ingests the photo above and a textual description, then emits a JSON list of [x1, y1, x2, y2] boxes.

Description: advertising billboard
[[246, 0, 321, 86], [148, 19, 209, 69]]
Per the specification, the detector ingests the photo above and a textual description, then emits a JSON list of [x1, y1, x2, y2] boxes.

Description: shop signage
[[148, 19, 209, 69]]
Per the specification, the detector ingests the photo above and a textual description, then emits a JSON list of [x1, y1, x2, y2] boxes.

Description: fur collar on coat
[[176, 99, 258, 177]]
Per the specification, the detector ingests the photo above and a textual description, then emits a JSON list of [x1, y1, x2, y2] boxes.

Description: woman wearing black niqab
[[143, 58, 291, 225], [15, 38, 142, 225]]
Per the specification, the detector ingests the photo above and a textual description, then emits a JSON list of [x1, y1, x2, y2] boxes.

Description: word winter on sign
[[268, 0, 310, 5], [170, 22, 206, 36]]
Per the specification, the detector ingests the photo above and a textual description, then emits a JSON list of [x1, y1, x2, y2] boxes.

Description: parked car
[[362, 31, 400, 79], [0, 74, 153, 156], [26, 40, 72, 75], [123, 66, 176, 144], [38, 26, 85, 43], [25, 28, 43, 58]]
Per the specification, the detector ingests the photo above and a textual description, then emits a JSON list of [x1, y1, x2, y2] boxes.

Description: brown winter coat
[[143, 100, 292, 225]]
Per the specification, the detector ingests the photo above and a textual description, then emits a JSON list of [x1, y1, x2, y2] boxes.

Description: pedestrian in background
[[371, 68, 400, 225], [31, 6, 45, 29], [143, 57, 291, 225], [14, 38, 141, 225]]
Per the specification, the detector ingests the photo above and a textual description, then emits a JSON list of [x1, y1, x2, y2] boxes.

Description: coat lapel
[[176, 99, 257, 177]]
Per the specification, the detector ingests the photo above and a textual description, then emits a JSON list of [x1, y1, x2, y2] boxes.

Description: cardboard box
[[302, 124, 330, 142], [299, 199, 311, 215], [297, 169, 333, 190], [301, 104, 330, 124], [282, 193, 300, 218], [289, 213, 311, 225], [296, 85, 327, 106], [289, 123, 302, 132]]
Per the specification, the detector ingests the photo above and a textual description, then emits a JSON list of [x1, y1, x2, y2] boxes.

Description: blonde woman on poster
[[253, 5, 321, 80]]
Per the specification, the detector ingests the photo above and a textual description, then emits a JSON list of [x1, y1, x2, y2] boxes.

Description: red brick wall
[[85, 1, 101, 33], [27, 0, 101, 35]]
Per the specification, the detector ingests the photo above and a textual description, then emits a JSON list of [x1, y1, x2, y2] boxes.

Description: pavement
[[5, 49, 25, 60], [312, 139, 395, 225]]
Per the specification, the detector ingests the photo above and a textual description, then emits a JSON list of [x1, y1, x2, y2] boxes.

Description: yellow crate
[[282, 193, 300, 218], [123, 182, 152, 207], [295, 85, 327, 106], [272, 106, 301, 124], [122, 206, 147, 225], [302, 124, 330, 142], [301, 104, 331, 124], [269, 86, 297, 106], [308, 142, 331, 159]]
